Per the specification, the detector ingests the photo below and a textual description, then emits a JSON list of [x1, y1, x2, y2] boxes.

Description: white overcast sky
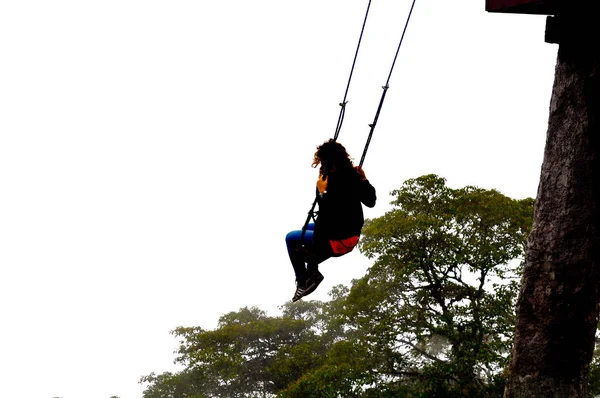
[[0, 1, 556, 397]]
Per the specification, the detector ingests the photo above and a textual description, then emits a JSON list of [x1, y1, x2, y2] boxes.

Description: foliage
[[343, 174, 533, 396], [141, 175, 534, 398], [141, 303, 335, 398], [277, 175, 534, 397], [587, 333, 600, 398]]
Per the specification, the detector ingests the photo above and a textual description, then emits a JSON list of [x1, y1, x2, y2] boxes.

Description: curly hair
[[312, 139, 355, 172]]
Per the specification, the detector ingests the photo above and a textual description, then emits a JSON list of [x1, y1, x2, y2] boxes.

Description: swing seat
[[330, 236, 359, 257], [295, 235, 359, 261]]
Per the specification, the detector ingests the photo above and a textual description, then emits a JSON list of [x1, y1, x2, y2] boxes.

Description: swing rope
[[300, 0, 373, 243], [359, 0, 417, 167], [333, 0, 372, 142], [301, 0, 417, 243]]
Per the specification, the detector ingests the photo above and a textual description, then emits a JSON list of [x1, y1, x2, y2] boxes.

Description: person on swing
[[285, 139, 377, 302]]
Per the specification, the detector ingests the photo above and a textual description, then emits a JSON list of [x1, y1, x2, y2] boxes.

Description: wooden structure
[[486, 0, 593, 45], [485, 0, 556, 15]]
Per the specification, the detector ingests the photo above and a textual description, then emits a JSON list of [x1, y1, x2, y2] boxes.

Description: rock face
[[504, 20, 600, 398]]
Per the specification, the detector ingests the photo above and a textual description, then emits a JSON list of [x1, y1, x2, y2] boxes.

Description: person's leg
[[286, 223, 334, 301], [306, 237, 332, 272], [285, 228, 315, 285], [302, 239, 332, 297]]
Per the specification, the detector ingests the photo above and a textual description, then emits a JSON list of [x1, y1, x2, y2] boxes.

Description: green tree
[[587, 332, 600, 398], [140, 370, 208, 398], [140, 303, 335, 398], [278, 285, 384, 397], [285, 174, 532, 397]]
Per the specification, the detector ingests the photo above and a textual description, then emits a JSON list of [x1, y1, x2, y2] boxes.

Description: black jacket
[[313, 169, 376, 243]]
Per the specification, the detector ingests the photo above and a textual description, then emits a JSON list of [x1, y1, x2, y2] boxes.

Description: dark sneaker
[[303, 271, 324, 297], [292, 280, 308, 302]]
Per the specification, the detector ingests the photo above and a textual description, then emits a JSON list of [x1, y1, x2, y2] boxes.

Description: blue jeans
[[285, 223, 331, 283]]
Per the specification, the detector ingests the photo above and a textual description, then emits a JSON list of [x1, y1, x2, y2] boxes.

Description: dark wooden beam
[[486, 0, 557, 15]]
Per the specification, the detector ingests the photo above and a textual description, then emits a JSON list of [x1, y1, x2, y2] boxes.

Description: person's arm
[[356, 167, 376, 208]]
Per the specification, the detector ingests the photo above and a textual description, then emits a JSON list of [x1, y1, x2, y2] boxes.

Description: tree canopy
[[141, 174, 535, 397]]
